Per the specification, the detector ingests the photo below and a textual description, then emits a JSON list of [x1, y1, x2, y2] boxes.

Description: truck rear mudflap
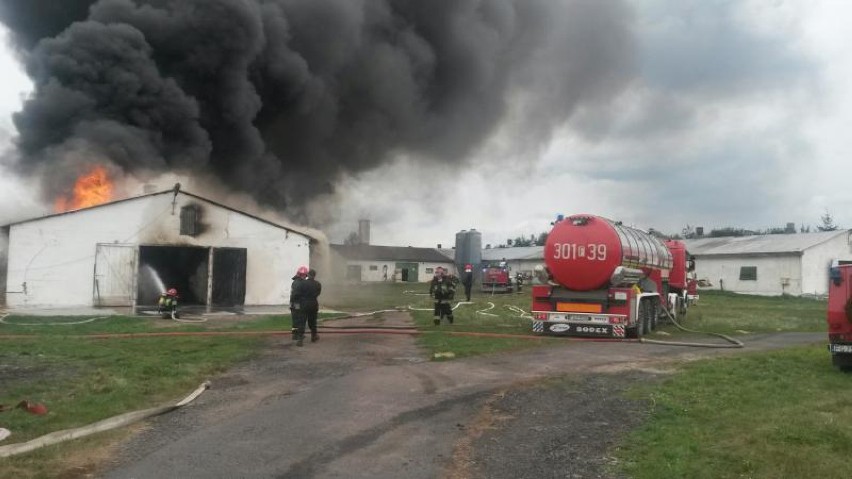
[[532, 320, 626, 338]]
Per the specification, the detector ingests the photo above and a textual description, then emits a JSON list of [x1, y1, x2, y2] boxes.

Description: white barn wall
[[5, 193, 309, 308], [694, 255, 801, 295], [342, 259, 455, 282], [801, 233, 852, 295]]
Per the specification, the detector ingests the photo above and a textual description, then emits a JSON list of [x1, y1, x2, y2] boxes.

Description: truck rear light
[[533, 313, 548, 320], [608, 316, 624, 324]]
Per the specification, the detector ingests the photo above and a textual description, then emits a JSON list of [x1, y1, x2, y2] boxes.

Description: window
[[180, 205, 201, 236], [739, 266, 757, 281], [369, 265, 378, 271], [425, 268, 434, 274]]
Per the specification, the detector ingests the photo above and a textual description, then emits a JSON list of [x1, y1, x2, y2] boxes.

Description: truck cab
[[827, 263, 852, 370]]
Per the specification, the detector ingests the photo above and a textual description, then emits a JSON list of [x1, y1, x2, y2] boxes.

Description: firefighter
[[429, 267, 456, 325], [289, 266, 310, 346], [461, 264, 473, 302], [157, 288, 179, 319], [515, 272, 524, 293], [303, 269, 323, 343]]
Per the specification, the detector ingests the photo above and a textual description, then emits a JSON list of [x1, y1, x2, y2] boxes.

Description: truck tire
[[832, 353, 852, 372], [630, 301, 647, 338], [641, 299, 654, 335]]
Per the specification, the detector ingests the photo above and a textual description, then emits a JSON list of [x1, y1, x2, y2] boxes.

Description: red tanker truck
[[531, 214, 692, 338], [827, 263, 852, 371]]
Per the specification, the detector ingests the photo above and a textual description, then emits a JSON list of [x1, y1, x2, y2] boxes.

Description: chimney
[[785, 222, 795, 233], [437, 243, 442, 248], [358, 219, 371, 245], [696, 227, 704, 237]]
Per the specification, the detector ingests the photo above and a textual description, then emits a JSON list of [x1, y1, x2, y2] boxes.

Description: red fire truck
[[531, 214, 692, 338], [481, 261, 513, 293], [827, 263, 852, 371]]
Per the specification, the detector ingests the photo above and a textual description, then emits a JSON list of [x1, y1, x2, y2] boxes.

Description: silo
[[454, 229, 482, 284]]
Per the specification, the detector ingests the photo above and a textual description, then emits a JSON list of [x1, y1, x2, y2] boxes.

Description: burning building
[[0, 184, 315, 309]]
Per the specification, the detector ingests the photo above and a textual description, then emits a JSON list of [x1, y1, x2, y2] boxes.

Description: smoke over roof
[[0, 0, 635, 221]]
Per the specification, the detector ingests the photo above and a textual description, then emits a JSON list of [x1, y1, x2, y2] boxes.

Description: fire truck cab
[[827, 263, 852, 371]]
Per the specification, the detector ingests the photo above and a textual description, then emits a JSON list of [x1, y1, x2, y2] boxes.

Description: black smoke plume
[[0, 0, 634, 219]]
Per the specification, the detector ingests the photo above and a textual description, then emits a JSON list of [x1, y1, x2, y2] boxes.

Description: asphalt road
[[99, 312, 823, 479]]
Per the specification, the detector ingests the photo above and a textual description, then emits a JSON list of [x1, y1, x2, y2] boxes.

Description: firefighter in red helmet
[[289, 266, 310, 346], [158, 288, 179, 319]]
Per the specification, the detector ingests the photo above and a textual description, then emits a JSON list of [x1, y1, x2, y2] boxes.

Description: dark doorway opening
[[212, 248, 247, 307], [138, 246, 209, 305]]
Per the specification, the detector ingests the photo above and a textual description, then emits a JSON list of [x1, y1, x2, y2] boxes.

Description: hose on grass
[[639, 305, 743, 349], [0, 312, 109, 326], [0, 381, 210, 458]]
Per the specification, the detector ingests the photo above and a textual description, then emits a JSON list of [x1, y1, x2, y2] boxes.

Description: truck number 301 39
[[552, 243, 607, 261]]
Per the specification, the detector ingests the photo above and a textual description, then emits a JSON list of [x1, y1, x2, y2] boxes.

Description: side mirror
[[830, 267, 843, 286]]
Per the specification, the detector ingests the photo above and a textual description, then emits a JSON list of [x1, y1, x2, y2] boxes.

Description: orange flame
[[54, 166, 114, 212]]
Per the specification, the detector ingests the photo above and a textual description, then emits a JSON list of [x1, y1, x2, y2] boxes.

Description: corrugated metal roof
[[684, 230, 850, 256], [331, 244, 454, 263], [481, 246, 544, 261]]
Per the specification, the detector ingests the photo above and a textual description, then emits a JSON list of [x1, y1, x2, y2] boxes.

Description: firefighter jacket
[[290, 277, 308, 310], [302, 278, 322, 310], [430, 277, 456, 302]]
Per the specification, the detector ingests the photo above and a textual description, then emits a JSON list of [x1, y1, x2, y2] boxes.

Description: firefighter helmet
[[167, 288, 178, 296], [296, 266, 309, 277]]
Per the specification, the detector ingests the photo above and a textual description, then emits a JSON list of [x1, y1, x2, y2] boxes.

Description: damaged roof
[[331, 244, 454, 263], [684, 230, 850, 256], [2, 189, 317, 241]]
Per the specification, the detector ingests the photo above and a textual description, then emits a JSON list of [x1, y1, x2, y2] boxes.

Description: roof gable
[[3, 189, 315, 240]]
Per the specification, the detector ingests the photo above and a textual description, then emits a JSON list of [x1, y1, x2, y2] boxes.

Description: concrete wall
[[5, 192, 309, 308], [693, 254, 802, 295], [801, 232, 852, 295]]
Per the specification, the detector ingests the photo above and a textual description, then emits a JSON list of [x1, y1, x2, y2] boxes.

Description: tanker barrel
[[610, 266, 644, 287], [544, 214, 673, 291]]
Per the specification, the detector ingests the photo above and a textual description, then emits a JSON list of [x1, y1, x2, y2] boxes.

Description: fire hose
[[638, 305, 744, 349], [0, 381, 210, 458]]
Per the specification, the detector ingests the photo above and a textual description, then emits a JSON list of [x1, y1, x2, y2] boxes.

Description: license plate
[[545, 322, 611, 337], [829, 344, 852, 353]]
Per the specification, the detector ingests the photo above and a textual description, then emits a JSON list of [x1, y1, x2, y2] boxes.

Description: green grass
[[616, 344, 851, 479], [676, 290, 826, 334], [0, 283, 832, 477], [0, 335, 261, 478]]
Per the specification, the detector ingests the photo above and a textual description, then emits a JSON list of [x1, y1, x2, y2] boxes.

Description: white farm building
[[0, 189, 315, 309], [685, 230, 852, 296]]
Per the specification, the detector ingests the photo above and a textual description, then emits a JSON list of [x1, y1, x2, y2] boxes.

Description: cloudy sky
[[0, 0, 850, 249]]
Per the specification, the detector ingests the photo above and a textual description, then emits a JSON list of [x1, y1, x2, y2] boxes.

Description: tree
[[535, 232, 548, 246], [513, 236, 533, 247], [817, 210, 839, 232], [800, 223, 810, 233]]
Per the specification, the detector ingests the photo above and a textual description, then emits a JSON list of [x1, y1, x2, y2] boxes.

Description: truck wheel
[[832, 353, 852, 372], [641, 300, 653, 335], [649, 299, 658, 332], [630, 301, 647, 338], [678, 296, 688, 318]]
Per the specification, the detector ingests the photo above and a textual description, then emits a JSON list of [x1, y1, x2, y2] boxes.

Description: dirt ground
[[83, 311, 822, 478]]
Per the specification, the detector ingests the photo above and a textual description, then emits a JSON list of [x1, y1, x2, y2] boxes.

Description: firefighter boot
[[291, 328, 298, 341], [311, 332, 319, 343], [433, 317, 440, 326], [448, 315, 454, 324], [296, 335, 304, 347]]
